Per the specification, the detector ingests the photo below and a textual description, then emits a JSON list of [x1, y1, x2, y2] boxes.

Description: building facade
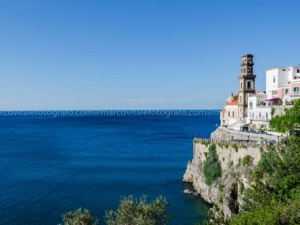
[[247, 92, 271, 130], [220, 54, 256, 128], [266, 66, 300, 102], [220, 93, 239, 126]]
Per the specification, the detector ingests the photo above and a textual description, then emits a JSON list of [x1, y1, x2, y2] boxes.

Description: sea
[[0, 110, 219, 225]]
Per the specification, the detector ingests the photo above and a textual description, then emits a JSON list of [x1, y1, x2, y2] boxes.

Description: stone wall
[[211, 126, 279, 142]]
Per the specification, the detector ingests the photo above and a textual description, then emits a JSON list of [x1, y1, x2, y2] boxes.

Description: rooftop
[[227, 101, 238, 106]]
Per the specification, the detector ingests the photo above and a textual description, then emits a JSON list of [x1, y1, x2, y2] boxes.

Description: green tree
[[270, 98, 300, 134], [229, 135, 300, 224], [104, 195, 171, 225], [62, 208, 98, 225], [203, 144, 222, 186]]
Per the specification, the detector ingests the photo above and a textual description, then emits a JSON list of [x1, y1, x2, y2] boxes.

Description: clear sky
[[1, 0, 300, 110]]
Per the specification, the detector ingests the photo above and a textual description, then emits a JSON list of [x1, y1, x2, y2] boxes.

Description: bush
[[239, 182, 245, 194], [241, 144, 247, 149], [62, 208, 98, 225], [104, 195, 171, 225], [203, 144, 222, 186], [232, 144, 238, 152], [194, 139, 200, 144], [242, 155, 254, 167], [238, 158, 241, 166], [61, 196, 171, 225], [217, 143, 224, 149]]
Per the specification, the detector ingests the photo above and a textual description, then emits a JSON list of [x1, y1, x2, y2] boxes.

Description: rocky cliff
[[183, 139, 261, 218]]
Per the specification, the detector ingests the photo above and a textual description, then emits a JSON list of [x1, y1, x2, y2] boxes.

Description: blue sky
[[1, 0, 300, 110]]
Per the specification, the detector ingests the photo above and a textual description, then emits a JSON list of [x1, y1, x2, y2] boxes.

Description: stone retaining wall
[[210, 126, 280, 142]]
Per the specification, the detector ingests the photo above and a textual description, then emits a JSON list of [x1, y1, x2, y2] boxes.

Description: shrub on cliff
[[203, 144, 222, 186], [242, 155, 253, 167], [229, 136, 300, 224]]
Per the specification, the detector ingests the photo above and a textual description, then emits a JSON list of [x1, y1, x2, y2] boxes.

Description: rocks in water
[[183, 189, 193, 194]]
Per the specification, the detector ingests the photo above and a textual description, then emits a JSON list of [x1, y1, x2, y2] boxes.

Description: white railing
[[256, 105, 272, 108]]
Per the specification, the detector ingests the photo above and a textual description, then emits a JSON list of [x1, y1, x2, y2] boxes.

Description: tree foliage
[[203, 144, 222, 186], [229, 135, 300, 223], [104, 195, 171, 225], [62, 208, 98, 225], [61, 195, 171, 225], [270, 98, 300, 133]]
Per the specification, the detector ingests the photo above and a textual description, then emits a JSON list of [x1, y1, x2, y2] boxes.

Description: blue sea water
[[0, 112, 219, 225]]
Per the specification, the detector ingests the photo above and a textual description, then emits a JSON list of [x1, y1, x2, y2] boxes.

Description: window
[[247, 81, 251, 89], [240, 96, 242, 103], [250, 102, 253, 106], [294, 87, 299, 94], [259, 113, 261, 118], [297, 69, 300, 73], [240, 82, 243, 90], [228, 111, 230, 117], [282, 69, 286, 71], [285, 89, 289, 94], [273, 78, 276, 83], [266, 113, 268, 119], [232, 112, 234, 117]]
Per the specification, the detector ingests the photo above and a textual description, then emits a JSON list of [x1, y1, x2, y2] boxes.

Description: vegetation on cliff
[[203, 144, 222, 186], [61, 195, 171, 225], [229, 135, 300, 224], [205, 102, 300, 225]]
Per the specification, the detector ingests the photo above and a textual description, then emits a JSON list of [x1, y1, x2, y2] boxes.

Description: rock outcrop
[[183, 139, 261, 218]]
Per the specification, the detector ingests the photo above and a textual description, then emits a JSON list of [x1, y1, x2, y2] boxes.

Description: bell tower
[[238, 54, 256, 119]]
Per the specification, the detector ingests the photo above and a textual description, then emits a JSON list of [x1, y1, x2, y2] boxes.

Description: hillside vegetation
[[205, 100, 300, 225]]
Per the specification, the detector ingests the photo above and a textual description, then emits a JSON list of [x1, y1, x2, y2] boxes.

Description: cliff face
[[183, 140, 261, 218]]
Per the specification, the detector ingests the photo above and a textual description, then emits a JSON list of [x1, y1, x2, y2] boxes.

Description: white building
[[247, 92, 272, 130], [247, 65, 300, 131], [266, 66, 300, 99]]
